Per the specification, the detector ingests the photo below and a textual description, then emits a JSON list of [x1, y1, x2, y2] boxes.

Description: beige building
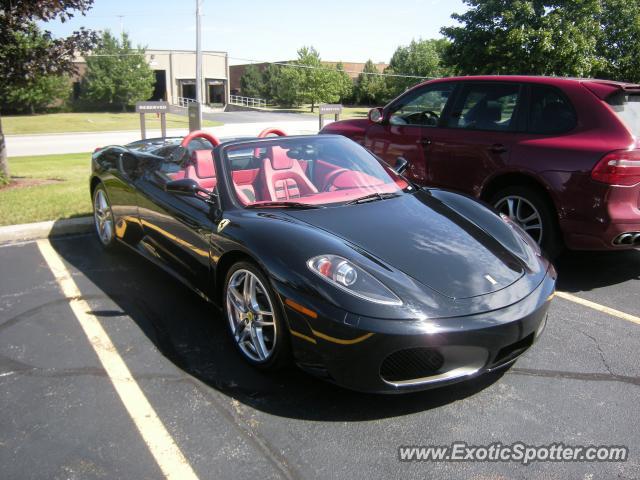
[[74, 49, 230, 107]]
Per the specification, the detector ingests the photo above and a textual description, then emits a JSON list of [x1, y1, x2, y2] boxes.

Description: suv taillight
[[591, 149, 640, 186]]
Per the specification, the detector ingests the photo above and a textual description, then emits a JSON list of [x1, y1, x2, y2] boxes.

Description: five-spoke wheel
[[93, 186, 116, 248], [224, 262, 289, 368], [491, 185, 562, 258]]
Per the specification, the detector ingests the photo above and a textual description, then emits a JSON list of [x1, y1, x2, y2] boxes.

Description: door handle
[[420, 138, 432, 146], [489, 144, 507, 154]]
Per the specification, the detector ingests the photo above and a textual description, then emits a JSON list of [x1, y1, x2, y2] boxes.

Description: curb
[[0, 217, 94, 244]]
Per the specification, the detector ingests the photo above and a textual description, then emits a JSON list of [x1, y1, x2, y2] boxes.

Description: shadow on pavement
[[50, 234, 504, 422], [554, 248, 640, 292]]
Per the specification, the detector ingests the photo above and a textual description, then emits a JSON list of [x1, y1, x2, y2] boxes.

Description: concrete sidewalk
[[6, 120, 322, 156]]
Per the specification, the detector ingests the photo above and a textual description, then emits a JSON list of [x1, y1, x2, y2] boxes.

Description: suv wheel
[[491, 186, 563, 258]]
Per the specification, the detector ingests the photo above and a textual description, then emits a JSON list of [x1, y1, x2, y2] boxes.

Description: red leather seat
[[185, 150, 216, 190], [262, 147, 317, 201]]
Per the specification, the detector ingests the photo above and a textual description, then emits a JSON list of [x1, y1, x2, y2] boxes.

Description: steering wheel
[[322, 168, 350, 191], [258, 128, 287, 138], [180, 130, 221, 148], [420, 110, 439, 126]]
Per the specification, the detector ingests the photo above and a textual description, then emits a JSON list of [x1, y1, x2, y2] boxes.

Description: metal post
[[194, 0, 203, 130], [160, 113, 167, 138], [140, 113, 146, 140]]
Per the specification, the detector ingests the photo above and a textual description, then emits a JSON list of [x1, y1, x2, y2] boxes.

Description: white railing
[[176, 96, 197, 108], [229, 95, 267, 108]]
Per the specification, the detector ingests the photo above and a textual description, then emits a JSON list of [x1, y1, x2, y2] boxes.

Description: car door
[[135, 149, 216, 291], [363, 82, 456, 185], [428, 82, 525, 196]]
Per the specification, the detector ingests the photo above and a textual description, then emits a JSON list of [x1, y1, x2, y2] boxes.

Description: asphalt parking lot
[[1, 234, 639, 479]]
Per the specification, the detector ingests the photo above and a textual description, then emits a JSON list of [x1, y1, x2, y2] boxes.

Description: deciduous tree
[[0, 0, 97, 181], [82, 31, 155, 111], [239, 64, 265, 99]]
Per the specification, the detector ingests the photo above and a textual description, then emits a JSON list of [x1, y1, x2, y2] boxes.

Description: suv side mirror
[[368, 107, 384, 124], [394, 157, 409, 175]]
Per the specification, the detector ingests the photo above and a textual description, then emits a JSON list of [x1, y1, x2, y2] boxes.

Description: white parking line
[[556, 291, 640, 326], [36, 239, 199, 480]]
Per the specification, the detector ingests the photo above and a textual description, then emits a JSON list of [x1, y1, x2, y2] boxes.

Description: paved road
[[1, 235, 639, 479], [6, 111, 320, 157]]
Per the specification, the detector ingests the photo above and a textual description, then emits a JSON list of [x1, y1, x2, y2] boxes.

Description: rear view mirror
[[394, 157, 409, 175], [368, 107, 384, 124]]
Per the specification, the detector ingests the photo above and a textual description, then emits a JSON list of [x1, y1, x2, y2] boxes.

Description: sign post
[[135, 101, 169, 139], [319, 104, 343, 130]]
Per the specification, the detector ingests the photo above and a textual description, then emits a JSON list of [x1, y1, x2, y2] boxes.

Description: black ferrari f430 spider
[[90, 128, 556, 393]]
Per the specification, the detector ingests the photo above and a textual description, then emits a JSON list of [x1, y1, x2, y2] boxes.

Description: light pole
[[194, 0, 203, 130]]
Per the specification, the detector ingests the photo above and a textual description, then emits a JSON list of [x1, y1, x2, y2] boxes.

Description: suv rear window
[[528, 85, 576, 134], [606, 91, 640, 137]]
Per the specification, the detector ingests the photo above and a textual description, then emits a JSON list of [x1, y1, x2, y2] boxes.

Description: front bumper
[[278, 270, 555, 394]]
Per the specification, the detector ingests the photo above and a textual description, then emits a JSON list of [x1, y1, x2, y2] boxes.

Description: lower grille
[[492, 333, 535, 366], [380, 347, 444, 382]]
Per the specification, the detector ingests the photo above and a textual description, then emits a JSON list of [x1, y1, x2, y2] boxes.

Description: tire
[[223, 261, 291, 371], [490, 185, 563, 259], [92, 184, 118, 250]]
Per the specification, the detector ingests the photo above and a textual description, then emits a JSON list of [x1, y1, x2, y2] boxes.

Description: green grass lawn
[[0, 152, 92, 226], [266, 105, 374, 119], [3, 112, 222, 135]]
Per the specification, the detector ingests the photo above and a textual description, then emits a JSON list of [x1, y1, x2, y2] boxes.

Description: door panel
[[428, 82, 525, 196], [136, 166, 214, 291], [364, 82, 456, 185]]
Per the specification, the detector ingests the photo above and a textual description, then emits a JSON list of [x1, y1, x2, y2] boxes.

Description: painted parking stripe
[[36, 239, 199, 480], [556, 291, 640, 326]]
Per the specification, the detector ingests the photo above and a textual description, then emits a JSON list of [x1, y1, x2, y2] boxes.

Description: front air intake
[[380, 347, 444, 383]]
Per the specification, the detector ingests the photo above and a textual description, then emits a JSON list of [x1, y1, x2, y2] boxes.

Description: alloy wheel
[[495, 195, 544, 245], [93, 188, 114, 246], [226, 269, 277, 363]]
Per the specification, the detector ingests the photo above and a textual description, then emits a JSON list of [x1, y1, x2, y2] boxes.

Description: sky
[[40, 0, 467, 65]]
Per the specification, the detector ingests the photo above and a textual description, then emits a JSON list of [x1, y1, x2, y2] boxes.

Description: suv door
[[431, 82, 525, 195], [363, 82, 456, 184]]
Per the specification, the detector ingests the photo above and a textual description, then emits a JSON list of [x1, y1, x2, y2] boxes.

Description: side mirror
[[165, 178, 200, 195], [368, 107, 384, 124], [394, 157, 409, 175]]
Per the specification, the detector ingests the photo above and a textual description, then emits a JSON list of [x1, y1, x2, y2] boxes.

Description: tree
[[355, 60, 388, 106], [261, 63, 283, 102], [385, 39, 451, 98], [335, 62, 354, 103], [82, 31, 155, 111], [595, 0, 640, 82], [294, 46, 343, 112], [0, 0, 97, 181], [240, 64, 265, 98], [441, 0, 603, 77]]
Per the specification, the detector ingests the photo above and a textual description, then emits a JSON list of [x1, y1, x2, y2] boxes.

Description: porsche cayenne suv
[[321, 75, 640, 257]]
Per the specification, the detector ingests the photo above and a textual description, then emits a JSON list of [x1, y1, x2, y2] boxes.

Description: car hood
[[284, 191, 526, 300]]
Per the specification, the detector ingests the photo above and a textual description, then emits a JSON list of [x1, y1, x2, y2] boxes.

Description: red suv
[[321, 76, 640, 256]]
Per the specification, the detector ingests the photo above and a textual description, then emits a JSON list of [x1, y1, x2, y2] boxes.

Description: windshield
[[222, 136, 409, 207]]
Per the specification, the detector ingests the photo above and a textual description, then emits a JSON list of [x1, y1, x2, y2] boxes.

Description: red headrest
[[191, 150, 215, 178], [270, 147, 293, 170]]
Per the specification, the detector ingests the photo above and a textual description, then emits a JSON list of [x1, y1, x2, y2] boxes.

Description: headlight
[[307, 254, 402, 305]]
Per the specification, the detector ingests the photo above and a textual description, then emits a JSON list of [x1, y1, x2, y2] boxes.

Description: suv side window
[[447, 83, 522, 131], [528, 85, 577, 134], [388, 83, 455, 127]]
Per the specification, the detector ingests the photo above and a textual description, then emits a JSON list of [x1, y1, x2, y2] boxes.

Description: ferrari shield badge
[[217, 219, 230, 233]]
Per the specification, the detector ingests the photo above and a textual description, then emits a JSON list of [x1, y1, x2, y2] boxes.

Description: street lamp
[[194, 0, 203, 130]]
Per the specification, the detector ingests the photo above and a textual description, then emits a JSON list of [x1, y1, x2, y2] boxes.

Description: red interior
[[168, 137, 406, 205]]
